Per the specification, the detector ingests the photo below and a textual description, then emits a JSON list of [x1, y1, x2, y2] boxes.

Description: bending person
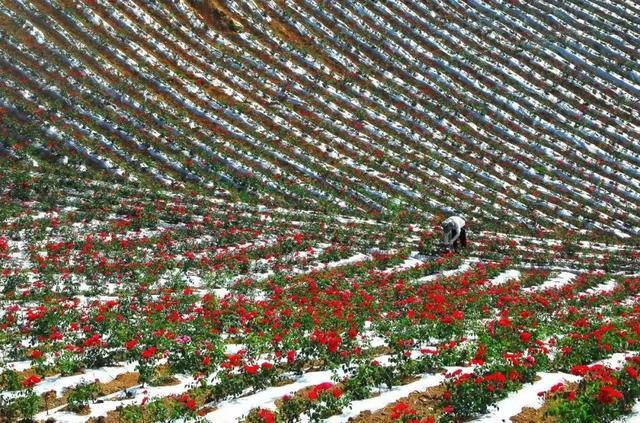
[[442, 215, 467, 251]]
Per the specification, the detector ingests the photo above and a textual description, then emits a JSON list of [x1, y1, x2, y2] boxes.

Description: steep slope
[[1, 0, 639, 237]]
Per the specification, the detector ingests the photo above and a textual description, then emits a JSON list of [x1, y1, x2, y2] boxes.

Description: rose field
[[1, 0, 640, 422]]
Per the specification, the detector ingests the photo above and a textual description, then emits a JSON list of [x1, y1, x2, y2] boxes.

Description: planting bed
[[2, 0, 640, 421], [0, 168, 639, 422]]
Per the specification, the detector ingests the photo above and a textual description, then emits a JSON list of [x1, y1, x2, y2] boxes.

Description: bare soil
[[510, 381, 572, 423], [183, 0, 242, 32], [351, 383, 445, 422]]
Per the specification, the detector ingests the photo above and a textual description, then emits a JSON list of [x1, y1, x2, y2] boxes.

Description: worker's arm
[[449, 226, 461, 244], [443, 223, 453, 244]]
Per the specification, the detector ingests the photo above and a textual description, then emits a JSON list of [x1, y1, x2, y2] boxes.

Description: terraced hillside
[[1, 0, 640, 237], [1, 163, 640, 422], [2, 0, 640, 422]]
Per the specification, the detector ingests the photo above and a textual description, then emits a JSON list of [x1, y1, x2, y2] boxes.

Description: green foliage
[[146, 398, 171, 422], [66, 381, 100, 413], [547, 364, 640, 423], [0, 391, 42, 422], [440, 364, 535, 421], [0, 369, 23, 391], [57, 351, 84, 376], [120, 404, 144, 423]]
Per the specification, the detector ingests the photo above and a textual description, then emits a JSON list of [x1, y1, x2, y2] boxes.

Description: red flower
[[519, 331, 532, 343], [186, 398, 197, 410], [308, 382, 334, 400], [497, 315, 512, 327], [549, 383, 565, 394], [83, 333, 102, 347], [141, 346, 157, 360], [286, 350, 295, 364], [327, 335, 342, 353], [597, 386, 624, 404], [30, 349, 43, 360], [626, 367, 639, 379], [257, 409, 276, 423], [22, 375, 41, 388], [125, 339, 138, 350], [570, 365, 590, 376], [315, 382, 334, 391], [348, 326, 358, 339], [471, 343, 487, 366], [483, 371, 507, 386], [244, 364, 260, 375], [177, 393, 197, 410], [390, 402, 417, 420], [332, 387, 343, 399]]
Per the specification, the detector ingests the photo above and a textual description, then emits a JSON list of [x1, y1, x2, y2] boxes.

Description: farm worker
[[442, 215, 467, 251]]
